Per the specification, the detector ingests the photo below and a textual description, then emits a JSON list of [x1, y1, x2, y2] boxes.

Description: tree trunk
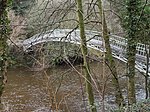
[[125, 0, 140, 104], [145, 45, 149, 99], [0, 0, 9, 105], [76, 0, 97, 112], [97, 0, 124, 106], [147, 46, 150, 98], [126, 36, 136, 104]]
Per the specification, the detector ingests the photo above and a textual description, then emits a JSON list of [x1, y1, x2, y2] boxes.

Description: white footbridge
[[18, 29, 150, 75]]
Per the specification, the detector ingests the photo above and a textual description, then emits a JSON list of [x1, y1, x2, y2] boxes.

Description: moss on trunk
[[76, 0, 97, 111], [0, 0, 10, 104], [97, 0, 124, 106]]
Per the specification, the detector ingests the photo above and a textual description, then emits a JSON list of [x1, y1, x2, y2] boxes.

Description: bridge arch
[[19, 29, 150, 74]]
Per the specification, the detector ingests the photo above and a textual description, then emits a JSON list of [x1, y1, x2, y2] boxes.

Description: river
[[1, 61, 145, 112]]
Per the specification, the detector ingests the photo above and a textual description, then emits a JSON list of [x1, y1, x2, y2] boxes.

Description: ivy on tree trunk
[[125, 0, 142, 104], [0, 0, 11, 105]]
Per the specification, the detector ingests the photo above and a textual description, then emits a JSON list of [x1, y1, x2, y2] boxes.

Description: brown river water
[[0, 61, 145, 112]]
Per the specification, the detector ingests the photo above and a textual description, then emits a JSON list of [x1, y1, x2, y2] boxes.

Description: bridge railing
[[21, 29, 150, 74]]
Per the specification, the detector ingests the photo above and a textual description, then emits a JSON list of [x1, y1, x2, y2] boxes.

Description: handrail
[[17, 29, 149, 75]]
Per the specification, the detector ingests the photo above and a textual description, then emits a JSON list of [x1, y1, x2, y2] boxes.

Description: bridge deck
[[17, 29, 150, 74]]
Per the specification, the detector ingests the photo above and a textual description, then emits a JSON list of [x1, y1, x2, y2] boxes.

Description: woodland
[[0, 0, 150, 112]]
